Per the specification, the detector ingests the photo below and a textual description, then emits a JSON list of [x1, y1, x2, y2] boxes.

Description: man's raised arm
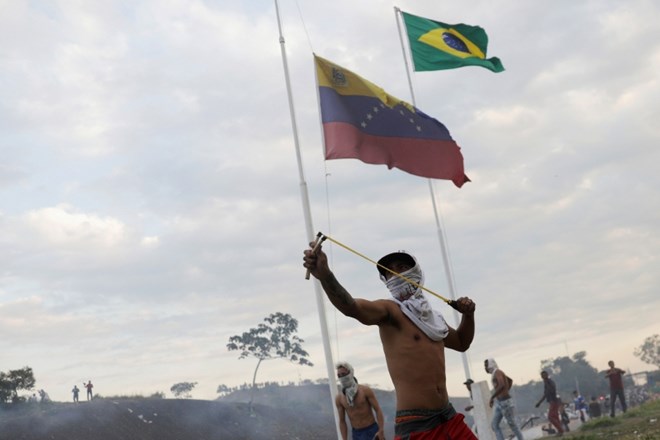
[[303, 244, 390, 326]]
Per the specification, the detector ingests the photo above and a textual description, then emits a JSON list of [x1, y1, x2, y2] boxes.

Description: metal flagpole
[[393, 6, 473, 382], [273, 2, 341, 438]]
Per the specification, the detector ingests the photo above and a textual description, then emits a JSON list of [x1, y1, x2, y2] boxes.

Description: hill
[[0, 398, 336, 440], [0, 384, 474, 440], [0, 384, 473, 439]]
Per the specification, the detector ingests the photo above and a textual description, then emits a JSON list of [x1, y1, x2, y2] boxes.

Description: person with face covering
[[484, 358, 524, 440], [304, 246, 476, 440], [335, 362, 385, 440]]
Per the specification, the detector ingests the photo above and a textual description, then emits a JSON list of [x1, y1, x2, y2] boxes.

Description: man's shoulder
[[357, 383, 374, 393], [373, 298, 397, 306], [357, 297, 399, 311], [372, 298, 405, 323], [376, 298, 415, 331]]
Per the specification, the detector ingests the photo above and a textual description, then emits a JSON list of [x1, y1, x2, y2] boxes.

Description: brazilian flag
[[402, 11, 504, 73]]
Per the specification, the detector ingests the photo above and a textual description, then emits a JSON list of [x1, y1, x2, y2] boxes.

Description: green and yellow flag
[[402, 11, 504, 73]]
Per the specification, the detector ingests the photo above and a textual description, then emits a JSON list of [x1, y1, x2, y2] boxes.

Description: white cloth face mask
[[384, 265, 424, 301]]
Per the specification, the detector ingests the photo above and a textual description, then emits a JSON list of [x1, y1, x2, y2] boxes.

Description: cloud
[[1, 0, 659, 404], [24, 204, 127, 248]]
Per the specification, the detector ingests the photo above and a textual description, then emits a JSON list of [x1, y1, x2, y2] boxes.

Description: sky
[[1, 0, 659, 404]]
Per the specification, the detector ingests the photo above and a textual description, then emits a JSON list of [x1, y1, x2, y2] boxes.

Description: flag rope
[[313, 232, 455, 306]]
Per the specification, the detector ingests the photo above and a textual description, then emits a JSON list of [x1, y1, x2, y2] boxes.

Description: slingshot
[[305, 232, 459, 310]]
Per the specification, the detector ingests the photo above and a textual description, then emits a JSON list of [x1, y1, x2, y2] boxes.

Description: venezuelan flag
[[315, 55, 469, 187]]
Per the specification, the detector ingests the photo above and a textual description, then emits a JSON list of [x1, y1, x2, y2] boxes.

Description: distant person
[[304, 247, 477, 439], [484, 358, 524, 440], [573, 390, 588, 422], [605, 360, 627, 417], [560, 401, 570, 432], [463, 379, 474, 411], [335, 362, 385, 440], [588, 396, 602, 418], [38, 389, 50, 403], [535, 370, 563, 436], [72, 385, 80, 403], [462, 379, 477, 436], [84, 380, 94, 400]]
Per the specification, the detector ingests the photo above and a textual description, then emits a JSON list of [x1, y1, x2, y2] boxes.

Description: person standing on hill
[[84, 380, 94, 400], [335, 361, 386, 440], [304, 246, 477, 439], [605, 360, 627, 417], [485, 358, 524, 440], [535, 370, 563, 436], [72, 385, 80, 403]]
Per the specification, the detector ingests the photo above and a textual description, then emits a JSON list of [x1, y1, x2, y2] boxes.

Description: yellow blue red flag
[[315, 55, 469, 187]]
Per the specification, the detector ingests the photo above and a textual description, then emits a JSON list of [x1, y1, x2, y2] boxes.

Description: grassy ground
[[564, 399, 660, 439]]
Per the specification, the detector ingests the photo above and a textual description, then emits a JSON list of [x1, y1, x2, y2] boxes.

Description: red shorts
[[394, 407, 476, 440]]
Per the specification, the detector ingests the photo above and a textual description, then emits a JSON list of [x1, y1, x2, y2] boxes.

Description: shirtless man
[[485, 358, 524, 440], [304, 247, 476, 439], [335, 362, 385, 440]]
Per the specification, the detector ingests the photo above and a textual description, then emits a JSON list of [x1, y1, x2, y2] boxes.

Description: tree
[[170, 381, 197, 398], [216, 384, 231, 396], [634, 334, 660, 369], [227, 312, 313, 409], [0, 367, 36, 403]]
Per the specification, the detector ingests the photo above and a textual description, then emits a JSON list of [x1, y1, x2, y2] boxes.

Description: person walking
[[535, 370, 563, 436], [335, 361, 386, 440], [304, 246, 477, 439], [605, 360, 627, 417], [485, 358, 524, 440]]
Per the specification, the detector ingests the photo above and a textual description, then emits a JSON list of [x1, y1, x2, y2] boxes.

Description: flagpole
[[273, 2, 341, 438], [394, 6, 473, 382]]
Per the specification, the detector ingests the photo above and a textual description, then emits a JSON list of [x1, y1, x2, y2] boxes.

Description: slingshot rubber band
[[311, 232, 452, 305]]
